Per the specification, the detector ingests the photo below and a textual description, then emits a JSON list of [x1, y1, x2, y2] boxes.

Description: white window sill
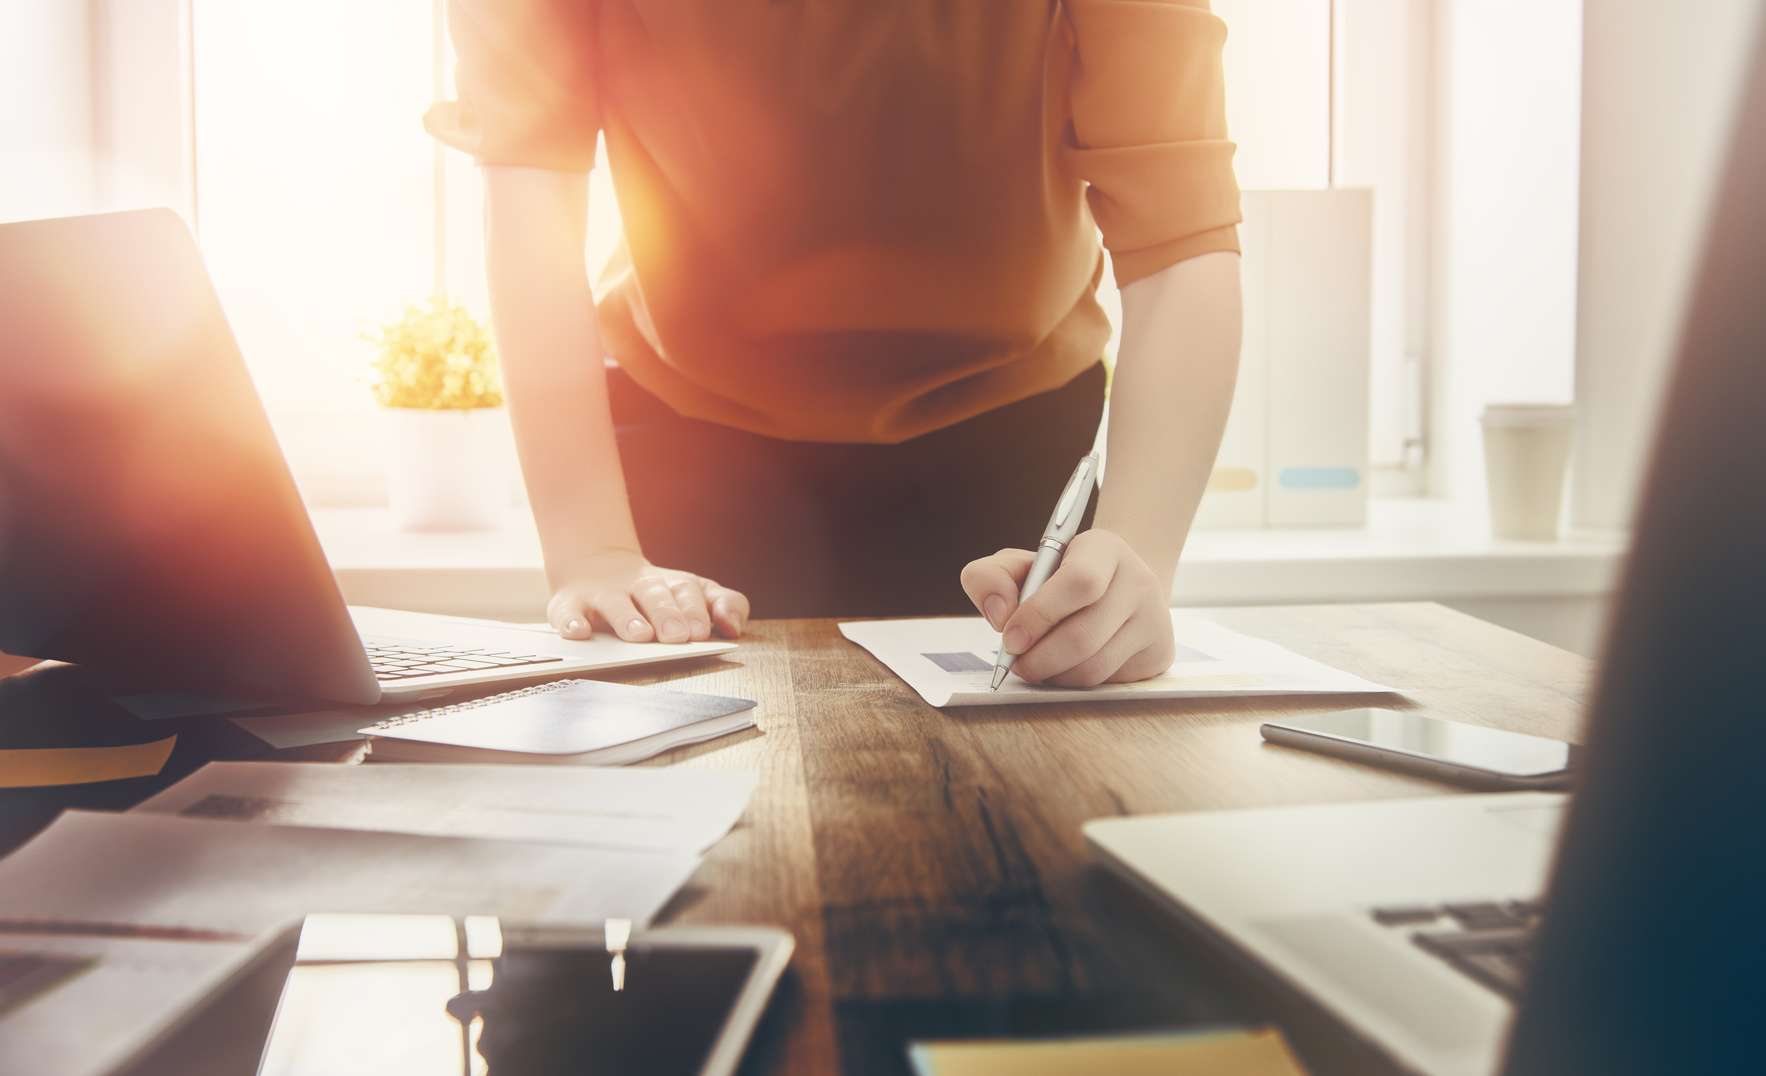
[[313, 498, 1626, 621]]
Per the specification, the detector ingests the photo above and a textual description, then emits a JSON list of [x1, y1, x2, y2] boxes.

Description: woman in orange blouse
[[428, 0, 1242, 687]]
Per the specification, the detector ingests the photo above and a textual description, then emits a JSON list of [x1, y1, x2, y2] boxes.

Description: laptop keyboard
[[361, 638, 562, 682], [1370, 898, 1543, 999]]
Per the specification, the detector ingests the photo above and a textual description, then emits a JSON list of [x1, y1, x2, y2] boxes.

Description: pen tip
[[990, 667, 1008, 691]]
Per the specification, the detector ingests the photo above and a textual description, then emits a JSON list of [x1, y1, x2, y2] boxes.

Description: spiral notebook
[[360, 679, 757, 765]]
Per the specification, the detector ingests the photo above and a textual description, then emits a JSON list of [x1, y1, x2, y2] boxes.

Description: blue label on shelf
[[1277, 467, 1362, 491]]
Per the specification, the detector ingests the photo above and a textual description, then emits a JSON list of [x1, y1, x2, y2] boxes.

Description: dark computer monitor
[[1503, 22, 1766, 1076]]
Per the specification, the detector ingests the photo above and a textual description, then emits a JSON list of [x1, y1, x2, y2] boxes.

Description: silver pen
[[990, 453, 1100, 690]]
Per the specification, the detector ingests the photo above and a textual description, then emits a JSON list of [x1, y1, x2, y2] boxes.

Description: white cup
[[1480, 404, 1574, 540]]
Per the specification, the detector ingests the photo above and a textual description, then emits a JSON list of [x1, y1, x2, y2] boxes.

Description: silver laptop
[[0, 210, 730, 705], [1087, 26, 1766, 1076]]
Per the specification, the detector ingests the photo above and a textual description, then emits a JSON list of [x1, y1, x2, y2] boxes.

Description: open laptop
[[1085, 27, 1766, 1076], [0, 210, 732, 706]]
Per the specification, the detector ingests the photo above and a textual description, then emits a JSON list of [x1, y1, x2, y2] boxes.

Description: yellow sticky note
[[909, 1027, 1307, 1076], [0, 736, 177, 788]]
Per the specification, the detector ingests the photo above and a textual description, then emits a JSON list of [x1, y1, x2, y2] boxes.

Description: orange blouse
[[427, 1, 1240, 443]]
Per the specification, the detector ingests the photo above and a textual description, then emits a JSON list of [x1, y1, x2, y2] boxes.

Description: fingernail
[[1003, 626, 1028, 654], [983, 595, 1007, 630], [662, 618, 687, 640], [626, 618, 648, 638], [565, 618, 584, 634]]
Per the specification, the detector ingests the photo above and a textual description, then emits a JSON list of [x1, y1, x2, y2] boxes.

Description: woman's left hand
[[959, 529, 1175, 687]]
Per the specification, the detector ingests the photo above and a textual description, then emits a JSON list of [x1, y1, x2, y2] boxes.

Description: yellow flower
[[366, 296, 504, 410]]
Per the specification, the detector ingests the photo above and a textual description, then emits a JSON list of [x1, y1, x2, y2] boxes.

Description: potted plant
[[368, 296, 508, 531]]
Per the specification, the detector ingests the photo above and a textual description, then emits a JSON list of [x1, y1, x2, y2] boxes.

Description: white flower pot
[[386, 407, 508, 531]]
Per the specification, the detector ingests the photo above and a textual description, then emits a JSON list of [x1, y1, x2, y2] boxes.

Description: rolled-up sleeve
[[424, 0, 600, 172], [1063, 0, 1242, 286]]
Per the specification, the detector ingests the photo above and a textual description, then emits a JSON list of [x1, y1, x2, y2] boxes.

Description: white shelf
[[1175, 498, 1625, 605], [312, 498, 1625, 621]]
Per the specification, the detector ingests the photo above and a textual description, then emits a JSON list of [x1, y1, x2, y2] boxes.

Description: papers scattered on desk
[[910, 1027, 1307, 1076], [134, 761, 757, 853], [841, 612, 1393, 707], [0, 926, 296, 1076], [0, 810, 699, 937]]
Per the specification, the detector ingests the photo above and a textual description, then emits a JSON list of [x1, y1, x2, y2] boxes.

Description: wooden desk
[[0, 602, 1591, 1073], [602, 602, 1591, 1074]]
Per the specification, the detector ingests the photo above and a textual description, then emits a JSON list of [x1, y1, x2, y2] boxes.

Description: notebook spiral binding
[[362, 680, 588, 732]]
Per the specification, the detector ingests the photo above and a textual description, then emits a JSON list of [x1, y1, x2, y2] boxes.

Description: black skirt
[[607, 361, 1106, 618]]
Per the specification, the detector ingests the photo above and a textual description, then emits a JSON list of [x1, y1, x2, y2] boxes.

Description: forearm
[[482, 167, 640, 587], [1093, 251, 1242, 592]]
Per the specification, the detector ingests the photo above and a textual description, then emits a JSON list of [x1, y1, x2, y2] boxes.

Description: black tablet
[[258, 919, 794, 1076]]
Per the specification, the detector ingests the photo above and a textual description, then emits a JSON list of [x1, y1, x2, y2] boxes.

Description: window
[[188, 0, 624, 506], [1212, 0, 1432, 479], [4, 2, 1580, 514], [1, 3, 101, 224], [1206, 0, 1581, 501], [1427, 0, 1582, 500]]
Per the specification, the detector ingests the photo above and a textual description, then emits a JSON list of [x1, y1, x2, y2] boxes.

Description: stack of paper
[[0, 761, 762, 935], [133, 761, 757, 853], [0, 927, 297, 1076], [0, 762, 760, 1074], [841, 611, 1395, 708], [0, 761, 760, 932], [0, 810, 699, 936]]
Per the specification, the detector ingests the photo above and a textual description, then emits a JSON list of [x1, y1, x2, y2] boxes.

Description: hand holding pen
[[961, 453, 1179, 689], [986, 454, 1099, 689]]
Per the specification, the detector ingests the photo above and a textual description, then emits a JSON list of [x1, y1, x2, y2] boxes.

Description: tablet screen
[[260, 941, 760, 1075]]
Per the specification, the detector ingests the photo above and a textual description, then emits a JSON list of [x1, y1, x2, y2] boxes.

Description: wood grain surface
[[592, 602, 1593, 1074], [0, 602, 1592, 1073]]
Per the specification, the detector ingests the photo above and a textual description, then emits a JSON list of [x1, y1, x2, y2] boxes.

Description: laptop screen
[[1502, 25, 1766, 1076], [0, 210, 378, 704]]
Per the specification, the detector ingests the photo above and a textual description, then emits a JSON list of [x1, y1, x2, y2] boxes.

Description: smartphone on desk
[[1261, 708, 1579, 790]]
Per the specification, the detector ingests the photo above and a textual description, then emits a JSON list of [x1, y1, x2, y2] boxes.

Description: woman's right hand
[[545, 548, 749, 643]]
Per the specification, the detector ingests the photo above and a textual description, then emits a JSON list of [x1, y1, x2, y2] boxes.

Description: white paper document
[[0, 928, 293, 1076], [134, 762, 757, 853], [0, 810, 699, 937], [840, 612, 1394, 707]]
